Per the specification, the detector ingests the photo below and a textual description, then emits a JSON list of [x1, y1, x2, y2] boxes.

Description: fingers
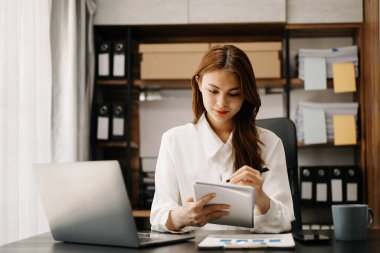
[[199, 192, 216, 206], [229, 166, 264, 189], [191, 209, 230, 227], [230, 169, 260, 183], [183, 193, 231, 227]]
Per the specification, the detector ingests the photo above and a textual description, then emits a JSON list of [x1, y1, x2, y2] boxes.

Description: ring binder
[[300, 167, 314, 204], [315, 167, 330, 204], [97, 41, 111, 77], [111, 103, 126, 140], [330, 167, 343, 203], [112, 41, 126, 78], [344, 166, 361, 203], [97, 104, 110, 140]]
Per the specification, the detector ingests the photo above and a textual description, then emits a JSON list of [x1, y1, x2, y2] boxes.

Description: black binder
[[112, 41, 126, 78], [314, 167, 330, 205], [300, 167, 315, 205], [96, 41, 111, 78], [343, 166, 361, 203], [111, 103, 127, 140], [96, 104, 110, 140], [329, 166, 344, 204]]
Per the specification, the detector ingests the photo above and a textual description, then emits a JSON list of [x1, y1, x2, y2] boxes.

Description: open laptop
[[33, 160, 194, 248]]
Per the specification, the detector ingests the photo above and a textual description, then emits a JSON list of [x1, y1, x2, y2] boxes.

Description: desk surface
[[1, 230, 380, 253]]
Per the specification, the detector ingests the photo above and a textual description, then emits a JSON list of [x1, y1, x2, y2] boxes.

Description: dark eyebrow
[[208, 84, 241, 91]]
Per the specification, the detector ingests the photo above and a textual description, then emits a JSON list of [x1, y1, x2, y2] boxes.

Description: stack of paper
[[296, 101, 359, 144], [193, 181, 254, 228], [298, 46, 358, 80]]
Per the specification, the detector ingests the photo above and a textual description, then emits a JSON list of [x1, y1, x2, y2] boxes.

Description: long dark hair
[[191, 45, 264, 171]]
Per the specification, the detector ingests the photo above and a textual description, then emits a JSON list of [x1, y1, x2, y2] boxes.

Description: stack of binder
[[297, 45, 359, 79], [295, 101, 359, 144], [300, 166, 361, 205], [96, 103, 127, 141], [96, 40, 126, 79], [139, 157, 157, 209]]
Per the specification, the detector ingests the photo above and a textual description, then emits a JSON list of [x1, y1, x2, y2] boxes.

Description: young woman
[[150, 45, 294, 233]]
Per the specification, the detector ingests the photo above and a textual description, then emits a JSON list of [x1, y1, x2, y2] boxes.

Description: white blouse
[[150, 113, 295, 233]]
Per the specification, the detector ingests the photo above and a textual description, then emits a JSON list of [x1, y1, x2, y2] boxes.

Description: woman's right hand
[[165, 193, 230, 231]]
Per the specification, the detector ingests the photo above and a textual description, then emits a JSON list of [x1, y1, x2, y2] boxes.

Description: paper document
[[198, 233, 295, 249], [295, 101, 358, 143], [193, 181, 254, 228], [304, 57, 327, 90], [302, 108, 327, 144]]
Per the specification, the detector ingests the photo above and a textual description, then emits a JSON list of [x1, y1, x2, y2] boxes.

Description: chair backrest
[[256, 117, 302, 232]]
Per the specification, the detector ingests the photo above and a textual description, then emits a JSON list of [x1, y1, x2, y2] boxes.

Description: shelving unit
[[285, 23, 364, 227], [91, 22, 365, 221]]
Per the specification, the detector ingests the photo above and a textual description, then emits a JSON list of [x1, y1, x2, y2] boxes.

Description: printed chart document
[[198, 233, 295, 249], [193, 181, 254, 228]]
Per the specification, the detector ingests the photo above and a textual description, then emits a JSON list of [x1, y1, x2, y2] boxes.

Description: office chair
[[256, 117, 302, 232]]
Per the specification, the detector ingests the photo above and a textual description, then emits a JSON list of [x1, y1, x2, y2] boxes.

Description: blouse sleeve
[[149, 132, 192, 233], [250, 135, 295, 233]]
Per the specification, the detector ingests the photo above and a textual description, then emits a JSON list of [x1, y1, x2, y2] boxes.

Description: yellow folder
[[333, 62, 356, 93], [333, 115, 357, 145]]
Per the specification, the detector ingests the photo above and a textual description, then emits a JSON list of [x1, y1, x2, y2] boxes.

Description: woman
[[150, 45, 294, 233]]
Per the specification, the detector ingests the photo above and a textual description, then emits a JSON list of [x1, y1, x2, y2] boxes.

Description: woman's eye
[[229, 93, 241, 97], [208, 89, 218, 94]]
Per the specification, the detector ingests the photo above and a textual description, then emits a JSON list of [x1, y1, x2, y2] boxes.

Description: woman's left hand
[[228, 165, 270, 214]]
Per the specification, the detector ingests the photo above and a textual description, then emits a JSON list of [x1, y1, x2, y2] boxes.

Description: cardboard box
[[211, 42, 282, 78], [139, 43, 209, 79]]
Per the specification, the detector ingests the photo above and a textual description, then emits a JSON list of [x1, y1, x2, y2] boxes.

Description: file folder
[[97, 41, 111, 77], [343, 166, 361, 203], [111, 103, 126, 140], [97, 104, 110, 140], [300, 167, 314, 204], [333, 62, 356, 93], [330, 167, 343, 203], [314, 167, 330, 204], [112, 41, 126, 77]]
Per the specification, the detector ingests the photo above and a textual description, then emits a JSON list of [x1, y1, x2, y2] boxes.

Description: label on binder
[[112, 117, 124, 136], [98, 53, 110, 76], [97, 116, 109, 140]]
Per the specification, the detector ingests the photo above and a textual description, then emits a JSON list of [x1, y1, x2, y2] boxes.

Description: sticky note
[[304, 57, 327, 90], [333, 115, 357, 145], [333, 62, 356, 93]]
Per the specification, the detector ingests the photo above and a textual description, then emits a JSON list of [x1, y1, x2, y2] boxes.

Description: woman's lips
[[215, 109, 228, 116]]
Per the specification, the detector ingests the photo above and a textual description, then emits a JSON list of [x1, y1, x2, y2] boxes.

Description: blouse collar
[[196, 113, 233, 159]]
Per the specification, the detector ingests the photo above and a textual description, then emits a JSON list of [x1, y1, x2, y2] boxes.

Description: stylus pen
[[225, 167, 269, 183]]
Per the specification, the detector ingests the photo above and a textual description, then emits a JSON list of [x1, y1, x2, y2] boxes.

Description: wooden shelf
[[134, 78, 286, 90], [290, 78, 335, 89], [297, 142, 358, 148], [97, 79, 128, 86], [132, 23, 286, 43], [286, 23, 362, 37], [133, 210, 150, 218], [97, 141, 139, 149]]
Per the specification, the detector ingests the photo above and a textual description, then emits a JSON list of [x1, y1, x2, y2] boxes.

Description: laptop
[[33, 160, 194, 248]]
